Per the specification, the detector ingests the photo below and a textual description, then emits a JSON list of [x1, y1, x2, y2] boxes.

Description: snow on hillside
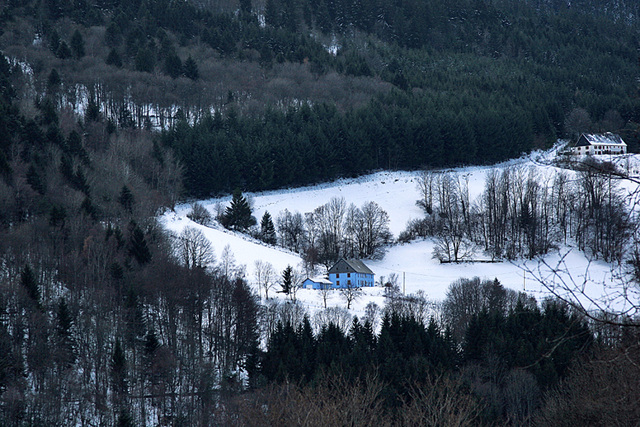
[[160, 148, 636, 318]]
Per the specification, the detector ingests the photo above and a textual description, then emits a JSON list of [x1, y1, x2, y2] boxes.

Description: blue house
[[328, 258, 375, 289]]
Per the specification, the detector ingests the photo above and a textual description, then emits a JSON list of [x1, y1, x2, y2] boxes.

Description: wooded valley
[[1, 0, 640, 425]]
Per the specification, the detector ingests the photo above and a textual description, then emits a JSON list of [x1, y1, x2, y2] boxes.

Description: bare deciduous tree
[[416, 169, 437, 215], [253, 260, 276, 300], [442, 277, 519, 343], [187, 202, 212, 226], [313, 306, 353, 333], [564, 107, 592, 139], [219, 244, 238, 278], [175, 226, 215, 270], [339, 280, 362, 310], [358, 201, 392, 259], [260, 299, 309, 340], [288, 267, 303, 303], [221, 374, 387, 426], [319, 279, 332, 309], [276, 209, 306, 252], [400, 375, 483, 427], [432, 173, 476, 263], [363, 302, 380, 330], [537, 342, 640, 425], [522, 159, 640, 326]]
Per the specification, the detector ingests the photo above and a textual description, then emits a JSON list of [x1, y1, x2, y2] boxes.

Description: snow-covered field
[[160, 148, 639, 318]]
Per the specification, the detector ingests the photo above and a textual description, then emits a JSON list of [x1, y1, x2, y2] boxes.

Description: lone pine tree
[[260, 211, 277, 244], [223, 189, 256, 231], [280, 265, 293, 295]]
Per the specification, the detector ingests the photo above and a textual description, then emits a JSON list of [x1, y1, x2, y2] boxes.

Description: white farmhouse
[[572, 132, 627, 156]]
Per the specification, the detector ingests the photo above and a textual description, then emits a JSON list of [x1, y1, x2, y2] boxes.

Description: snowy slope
[[160, 148, 636, 318]]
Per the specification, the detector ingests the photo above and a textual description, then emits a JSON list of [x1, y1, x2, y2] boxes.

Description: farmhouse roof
[[328, 258, 374, 275], [306, 276, 333, 285], [575, 132, 626, 147]]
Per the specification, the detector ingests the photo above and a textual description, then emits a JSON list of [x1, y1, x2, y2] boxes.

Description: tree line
[[403, 159, 632, 264], [161, 94, 537, 197], [246, 277, 595, 425]]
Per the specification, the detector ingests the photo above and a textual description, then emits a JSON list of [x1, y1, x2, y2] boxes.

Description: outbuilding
[[302, 276, 333, 290]]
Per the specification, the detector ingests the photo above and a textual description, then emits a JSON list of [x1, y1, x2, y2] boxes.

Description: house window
[[348, 280, 351, 285], [336, 273, 339, 278], [347, 273, 350, 278], [337, 280, 340, 286]]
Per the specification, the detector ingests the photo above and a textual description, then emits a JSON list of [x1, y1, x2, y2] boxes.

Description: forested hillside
[[0, 0, 640, 425], [1, 0, 640, 195]]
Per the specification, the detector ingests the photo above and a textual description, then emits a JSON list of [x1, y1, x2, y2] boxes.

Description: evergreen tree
[[56, 297, 76, 368], [49, 205, 67, 228], [239, 0, 252, 15], [142, 329, 160, 387], [70, 29, 85, 58], [60, 154, 74, 182], [245, 338, 262, 389], [128, 223, 151, 264], [0, 321, 24, 405], [73, 167, 90, 194], [222, 189, 256, 231], [56, 40, 72, 59], [316, 322, 350, 370], [260, 211, 277, 244], [144, 330, 160, 357], [280, 265, 293, 295], [104, 21, 122, 48], [134, 47, 155, 72], [183, 55, 199, 80], [116, 409, 135, 427], [123, 285, 145, 344], [106, 48, 123, 67], [262, 321, 299, 381], [349, 317, 376, 373], [47, 68, 61, 88], [297, 316, 316, 381], [85, 97, 101, 121], [67, 130, 84, 157], [119, 185, 134, 213], [164, 52, 182, 79], [264, 0, 280, 28], [111, 338, 128, 395], [49, 29, 61, 53], [39, 97, 59, 126], [80, 197, 98, 220], [20, 264, 40, 308], [27, 164, 45, 194]]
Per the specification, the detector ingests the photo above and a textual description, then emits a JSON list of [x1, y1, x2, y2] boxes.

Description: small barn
[[328, 258, 375, 289], [302, 276, 333, 290], [572, 132, 627, 156]]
